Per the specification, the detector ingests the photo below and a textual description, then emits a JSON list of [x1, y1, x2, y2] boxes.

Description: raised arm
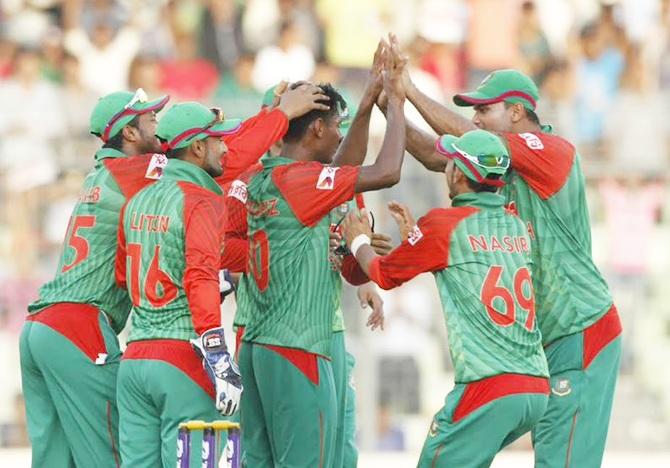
[[331, 40, 385, 167], [354, 35, 407, 193]]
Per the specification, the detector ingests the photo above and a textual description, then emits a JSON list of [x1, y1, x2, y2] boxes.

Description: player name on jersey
[[468, 234, 530, 254], [129, 212, 171, 233]]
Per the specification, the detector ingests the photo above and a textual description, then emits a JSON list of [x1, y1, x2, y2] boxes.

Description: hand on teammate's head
[[278, 81, 330, 120]]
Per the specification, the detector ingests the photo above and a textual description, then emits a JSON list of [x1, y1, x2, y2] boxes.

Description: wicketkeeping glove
[[191, 327, 242, 416]]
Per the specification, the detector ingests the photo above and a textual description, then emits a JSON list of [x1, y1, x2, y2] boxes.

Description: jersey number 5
[[62, 215, 96, 272], [480, 265, 535, 331], [127, 243, 178, 308]]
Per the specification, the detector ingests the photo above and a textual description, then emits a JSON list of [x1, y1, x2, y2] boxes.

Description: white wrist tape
[[350, 234, 371, 257]]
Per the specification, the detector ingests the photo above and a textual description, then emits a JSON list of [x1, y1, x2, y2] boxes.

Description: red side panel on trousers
[[26, 302, 106, 362], [123, 339, 215, 400], [583, 305, 622, 369], [453, 374, 550, 423]]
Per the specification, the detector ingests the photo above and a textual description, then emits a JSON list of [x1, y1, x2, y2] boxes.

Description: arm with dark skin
[[331, 40, 386, 167], [377, 93, 447, 173], [354, 35, 408, 192]]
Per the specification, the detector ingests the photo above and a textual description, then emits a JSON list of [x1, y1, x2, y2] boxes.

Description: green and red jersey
[[28, 108, 289, 333], [368, 192, 548, 383], [500, 131, 613, 345], [115, 159, 226, 342], [237, 157, 367, 357]]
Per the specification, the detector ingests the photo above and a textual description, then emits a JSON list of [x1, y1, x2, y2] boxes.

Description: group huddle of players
[[21, 34, 622, 468]]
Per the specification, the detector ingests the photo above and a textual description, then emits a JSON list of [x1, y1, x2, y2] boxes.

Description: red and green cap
[[453, 69, 539, 111], [436, 129, 510, 187], [89, 88, 169, 142], [261, 85, 278, 108], [156, 102, 241, 151]]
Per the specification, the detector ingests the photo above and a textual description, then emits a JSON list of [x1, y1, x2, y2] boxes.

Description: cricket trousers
[[19, 303, 122, 468], [117, 339, 220, 468], [533, 305, 623, 468], [418, 373, 550, 468], [239, 341, 337, 468], [331, 331, 358, 468]]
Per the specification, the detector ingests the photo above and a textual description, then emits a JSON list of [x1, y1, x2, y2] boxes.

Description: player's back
[[238, 157, 358, 357], [426, 201, 548, 383], [29, 150, 164, 333], [119, 161, 224, 343], [501, 131, 613, 345]]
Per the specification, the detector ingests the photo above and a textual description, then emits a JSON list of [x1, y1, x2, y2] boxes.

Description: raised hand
[[361, 39, 388, 105], [382, 33, 408, 103], [278, 82, 330, 119], [388, 201, 416, 241]]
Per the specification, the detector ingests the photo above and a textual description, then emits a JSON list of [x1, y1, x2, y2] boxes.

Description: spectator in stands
[[517, 1, 551, 82], [251, 18, 315, 91], [212, 53, 263, 119]]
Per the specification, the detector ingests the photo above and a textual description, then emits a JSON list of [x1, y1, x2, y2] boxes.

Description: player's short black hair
[[102, 115, 140, 151], [283, 82, 347, 143], [465, 174, 502, 193]]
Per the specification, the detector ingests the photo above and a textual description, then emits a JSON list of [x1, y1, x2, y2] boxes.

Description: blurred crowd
[[1, 0, 670, 453]]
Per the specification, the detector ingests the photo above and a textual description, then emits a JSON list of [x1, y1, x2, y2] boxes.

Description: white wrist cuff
[[350, 234, 371, 256]]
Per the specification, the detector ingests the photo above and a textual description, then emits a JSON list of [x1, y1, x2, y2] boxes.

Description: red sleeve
[[503, 132, 575, 200], [216, 108, 288, 184], [180, 185, 225, 334], [105, 153, 165, 199], [114, 204, 128, 288], [340, 255, 369, 285], [221, 189, 249, 272], [368, 207, 476, 290], [273, 162, 361, 227]]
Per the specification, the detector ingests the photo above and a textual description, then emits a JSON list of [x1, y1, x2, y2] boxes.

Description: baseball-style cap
[[156, 102, 241, 151], [261, 85, 277, 107], [436, 129, 510, 187], [90, 88, 169, 142], [453, 69, 539, 111]]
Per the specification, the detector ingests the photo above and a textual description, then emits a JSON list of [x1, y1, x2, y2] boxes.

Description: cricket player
[[225, 77, 388, 467], [341, 129, 550, 467], [20, 88, 168, 468], [399, 69, 622, 467], [114, 102, 245, 467], [21, 84, 329, 468], [236, 39, 407, 467]]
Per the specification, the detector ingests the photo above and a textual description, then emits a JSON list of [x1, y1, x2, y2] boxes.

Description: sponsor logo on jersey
[[248, 198, 279, 218], [408, 225, 423, 246], [227, 179, 248, 203], [145, 153, 168, 180], [316, 167, 339, 190], [518, 133, 544, 150], [551, 378, 571, 397]]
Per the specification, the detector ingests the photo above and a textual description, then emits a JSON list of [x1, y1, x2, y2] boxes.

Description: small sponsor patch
[[95, 353, 108, 365], [145, 153, 168, 180], [205, 335, 222, 348], [518, 133, 544, 150], [227, 179, 248, 203], [316, 167, 339, 190], [551, 378, 572, 397], [408, 225, 424, 246]]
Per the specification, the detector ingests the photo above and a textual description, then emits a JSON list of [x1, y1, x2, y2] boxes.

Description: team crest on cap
[[408, 225, 424, 246], [317, 167, 339, 190], [145, 153, 168, 180]]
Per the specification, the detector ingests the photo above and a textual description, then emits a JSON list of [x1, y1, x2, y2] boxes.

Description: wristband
[[350, 234, 371, 257]]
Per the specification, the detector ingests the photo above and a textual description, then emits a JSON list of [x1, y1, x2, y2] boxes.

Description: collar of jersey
[[94, 147, 126, 161], [262, 156, 294, 168], [451, 192, 505, 209], [160, 158, 223, 195]]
